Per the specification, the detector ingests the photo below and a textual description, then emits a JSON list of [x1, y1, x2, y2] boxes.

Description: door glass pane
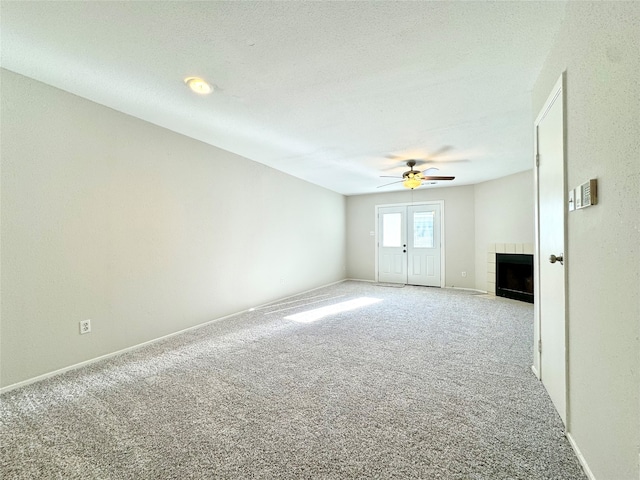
[[413, 211, 434, 248], [382, 213, 402, 247]]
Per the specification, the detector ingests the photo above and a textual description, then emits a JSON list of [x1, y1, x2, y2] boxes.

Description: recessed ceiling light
[[184, 76, 213, 95]]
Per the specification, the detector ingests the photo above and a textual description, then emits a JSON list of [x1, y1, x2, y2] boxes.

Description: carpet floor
[[0, 281, 585, 479]]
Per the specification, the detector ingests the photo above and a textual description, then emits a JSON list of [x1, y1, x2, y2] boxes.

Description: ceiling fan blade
[[427, 145, 453, 158], [381, 162, 408, 172], [422, 176, 455, 181], [382, 156, 427, 171], [380, 175, 402, 179], [385, 147, 450, 165], [423, 158, 469, 165], [422, 167, 439, 175], [377, 180, 404, 188]]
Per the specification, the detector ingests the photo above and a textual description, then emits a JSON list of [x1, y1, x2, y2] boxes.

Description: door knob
[[549, 254, 564, 265]]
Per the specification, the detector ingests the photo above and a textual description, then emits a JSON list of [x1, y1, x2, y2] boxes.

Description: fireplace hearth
[[496, 253, 534, 303]]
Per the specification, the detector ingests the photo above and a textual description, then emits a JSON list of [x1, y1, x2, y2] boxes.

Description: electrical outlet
[[461, 271, 467, 277], [79, 319, 91, 335]]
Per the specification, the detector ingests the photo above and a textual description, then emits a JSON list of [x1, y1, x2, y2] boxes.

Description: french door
[[377, 203, 443, 287]]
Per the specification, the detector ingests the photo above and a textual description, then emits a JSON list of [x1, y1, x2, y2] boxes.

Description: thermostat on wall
[[575, 179, 598, 209]]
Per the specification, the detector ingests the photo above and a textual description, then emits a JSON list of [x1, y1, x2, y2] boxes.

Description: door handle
[[549, 254, 564, 265]]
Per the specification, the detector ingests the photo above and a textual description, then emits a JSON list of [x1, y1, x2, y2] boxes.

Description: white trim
[[533, 118, 542, 380], [531, 364, 540, 379], [374, 200, 445, 287], [250, 279, 348, 309], [537, 87, 563, 124], [374, 205, 379, 282], [446, 286, 487, 293], [566, 432, 596, 480], [345, 278, 376, 283], [0, 279, 348, 395], [440, 201, 446, 288]]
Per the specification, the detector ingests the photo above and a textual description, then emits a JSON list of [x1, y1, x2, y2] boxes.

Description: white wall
[[474, 170, 535, 292], [533, 2, 639, 478], [346, 175, 534, 292], [0, 69, 347, 389], [346, 186, 475, 288]]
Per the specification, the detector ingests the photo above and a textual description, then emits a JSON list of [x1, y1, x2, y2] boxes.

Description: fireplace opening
[[496, 253, 534, 303]]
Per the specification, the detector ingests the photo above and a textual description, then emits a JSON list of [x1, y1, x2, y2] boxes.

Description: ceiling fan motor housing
[[402, 160, 421, 179]]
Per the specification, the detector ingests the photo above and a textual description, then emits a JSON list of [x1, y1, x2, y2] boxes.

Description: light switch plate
[[568, 189, 575, 211]]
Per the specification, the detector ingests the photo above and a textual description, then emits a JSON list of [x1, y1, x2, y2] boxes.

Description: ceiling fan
[[378, 159, 455, 189]]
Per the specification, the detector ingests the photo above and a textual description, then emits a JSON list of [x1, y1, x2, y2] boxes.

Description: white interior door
[[535, 75, 567, 425], [378, 203, 442, 287]]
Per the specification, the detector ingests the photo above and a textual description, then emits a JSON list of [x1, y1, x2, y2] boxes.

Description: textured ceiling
[[0, 1, 566, 195]]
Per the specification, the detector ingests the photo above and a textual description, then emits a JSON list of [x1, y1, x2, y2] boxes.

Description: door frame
[[533, 72, 569, 427], [374, 201, 445, 287]]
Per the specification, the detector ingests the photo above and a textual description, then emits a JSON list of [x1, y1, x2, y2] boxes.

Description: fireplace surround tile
[[487, 243, 534, 296]]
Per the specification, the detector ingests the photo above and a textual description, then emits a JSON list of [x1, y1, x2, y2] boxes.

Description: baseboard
[[0, 309, 246, 395], [250, 278, 348, 309], [446, 286, 487, 293], [566, 432, 596, 480], [531, 365, 540, 379], [347, 281, 485, 292], [0, 279, 348, 395]]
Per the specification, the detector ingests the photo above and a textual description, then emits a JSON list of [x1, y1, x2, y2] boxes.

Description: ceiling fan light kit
[[403, 172, 422, 189]]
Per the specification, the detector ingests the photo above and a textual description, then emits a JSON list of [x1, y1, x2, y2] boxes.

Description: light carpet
[[0, 281, 585, 479]]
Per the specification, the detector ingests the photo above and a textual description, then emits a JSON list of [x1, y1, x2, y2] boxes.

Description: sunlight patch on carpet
[[285, 297, 382, 323]]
